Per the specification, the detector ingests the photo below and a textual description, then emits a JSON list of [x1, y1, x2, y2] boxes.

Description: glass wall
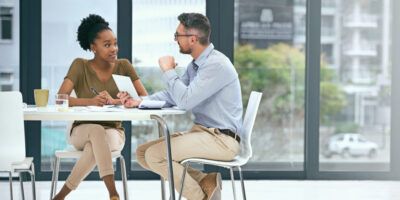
[[234, 0, 306, 171], [0, 0, 19, 91], [41, 0, 117, 171], [319, 0, 391, 171], [20, 0, 398, 180], [130, 0, 205, 170]]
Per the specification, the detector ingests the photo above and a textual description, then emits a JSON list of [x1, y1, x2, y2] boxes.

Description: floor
[[1, 180, 400, 200]]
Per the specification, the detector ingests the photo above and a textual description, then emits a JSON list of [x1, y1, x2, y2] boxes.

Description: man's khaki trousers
[[136, 124, 239, 200]]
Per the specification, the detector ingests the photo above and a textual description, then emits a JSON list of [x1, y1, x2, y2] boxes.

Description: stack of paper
[[138, 100, 166, 109]]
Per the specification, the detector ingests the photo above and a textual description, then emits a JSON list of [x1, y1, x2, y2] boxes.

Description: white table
[[24, 106, 185, 200]]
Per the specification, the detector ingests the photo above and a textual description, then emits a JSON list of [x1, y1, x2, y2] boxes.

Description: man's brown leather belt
[[217, 129, 241, 143]]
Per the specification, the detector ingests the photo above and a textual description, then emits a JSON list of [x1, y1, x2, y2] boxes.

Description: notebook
[[138, 100, 166, 109]]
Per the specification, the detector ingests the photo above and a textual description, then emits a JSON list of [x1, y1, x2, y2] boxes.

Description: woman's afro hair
[[77, 14, 110, 51]]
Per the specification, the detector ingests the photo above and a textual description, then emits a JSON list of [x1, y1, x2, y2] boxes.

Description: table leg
[[151, 114, 175, 200], [156, 117, 166, 200]]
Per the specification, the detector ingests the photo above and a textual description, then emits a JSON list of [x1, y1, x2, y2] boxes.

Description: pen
[[90, 87, 100, 95]]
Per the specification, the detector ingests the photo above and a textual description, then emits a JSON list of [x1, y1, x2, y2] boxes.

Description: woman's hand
[[90, 94, 108, 106], [99, 90, 120, 105], [117, 91, 142, 108]]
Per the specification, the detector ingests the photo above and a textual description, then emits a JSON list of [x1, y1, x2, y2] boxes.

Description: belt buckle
[[234, 133, 240, 143], [217, 129, 239, 142], [227, 130, 238, 141]]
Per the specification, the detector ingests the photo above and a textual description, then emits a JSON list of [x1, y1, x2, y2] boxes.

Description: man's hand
[[117, 91, 142, 108], [158, 56, 176, 72]]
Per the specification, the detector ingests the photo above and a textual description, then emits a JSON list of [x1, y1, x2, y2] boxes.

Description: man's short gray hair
[[178, 13, 211, 45]]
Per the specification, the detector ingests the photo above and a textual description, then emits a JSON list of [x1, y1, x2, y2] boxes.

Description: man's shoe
[[199, 172, 222, 200]]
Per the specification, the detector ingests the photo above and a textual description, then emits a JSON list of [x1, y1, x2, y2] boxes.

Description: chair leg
[[19, 172, 25, 200], [119, 156, 129, 200], [54, 157, 60, 196], [237, 166, 246, 200], [50, 156, 60, 200], [178, 162, 189, 200], [9, 171, 13, 200], [49, 157, 56, 200], [30, 162, 36, 200], [229, 167, 237, 200]]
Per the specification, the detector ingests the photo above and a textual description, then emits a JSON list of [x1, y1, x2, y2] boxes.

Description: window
[[234, 0, 305, 171], [319, 0, 391, 171], [0, 6, 12, 40], [41, 0, 117, 171], [21, 0, 400, 180], [0, 3, 18, 92], [130, 0, 206, 171]]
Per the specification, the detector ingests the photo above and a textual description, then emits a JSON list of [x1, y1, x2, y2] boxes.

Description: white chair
[[49, 90, 129, 200], [0, 91, 36, 200], [50, 150, 128, 200], [178, 91, 262, 200]]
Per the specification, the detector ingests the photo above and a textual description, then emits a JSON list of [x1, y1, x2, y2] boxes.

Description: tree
[[234, 43, 346, 160], [235, 43, 345, 125]]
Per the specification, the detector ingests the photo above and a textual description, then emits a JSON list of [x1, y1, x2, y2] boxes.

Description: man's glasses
[[174, 32, 197, 40]]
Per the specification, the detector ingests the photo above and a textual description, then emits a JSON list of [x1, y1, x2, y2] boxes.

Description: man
[[118, 13, 243, 200]]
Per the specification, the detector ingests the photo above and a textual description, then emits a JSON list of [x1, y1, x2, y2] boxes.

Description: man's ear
[[191, 35, 198, 44]]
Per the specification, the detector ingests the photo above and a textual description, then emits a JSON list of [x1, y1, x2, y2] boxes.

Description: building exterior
[[293, 0, 391, 129], [0, 0, 19, 91]]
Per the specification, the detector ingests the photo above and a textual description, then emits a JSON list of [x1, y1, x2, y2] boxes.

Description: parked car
[[322, 133, 378, 159]]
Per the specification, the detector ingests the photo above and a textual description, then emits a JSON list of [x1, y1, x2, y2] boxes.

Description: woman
[[53, 14, 147, 200]]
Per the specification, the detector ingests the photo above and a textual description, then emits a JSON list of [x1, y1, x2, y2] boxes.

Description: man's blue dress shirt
[[149, 43, 243, 136]]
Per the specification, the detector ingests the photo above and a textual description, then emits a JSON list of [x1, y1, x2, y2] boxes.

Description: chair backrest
[[238, 91, 262, 160], [0, 91, 26, 171]]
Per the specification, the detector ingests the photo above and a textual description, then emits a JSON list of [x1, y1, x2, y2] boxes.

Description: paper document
[[138, 100, 166, 109], [112, 74, 140, 99], [86, 105, 124, 112]]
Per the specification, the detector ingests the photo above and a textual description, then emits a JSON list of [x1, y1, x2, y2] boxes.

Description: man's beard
[[179, 44, 192, 54]]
